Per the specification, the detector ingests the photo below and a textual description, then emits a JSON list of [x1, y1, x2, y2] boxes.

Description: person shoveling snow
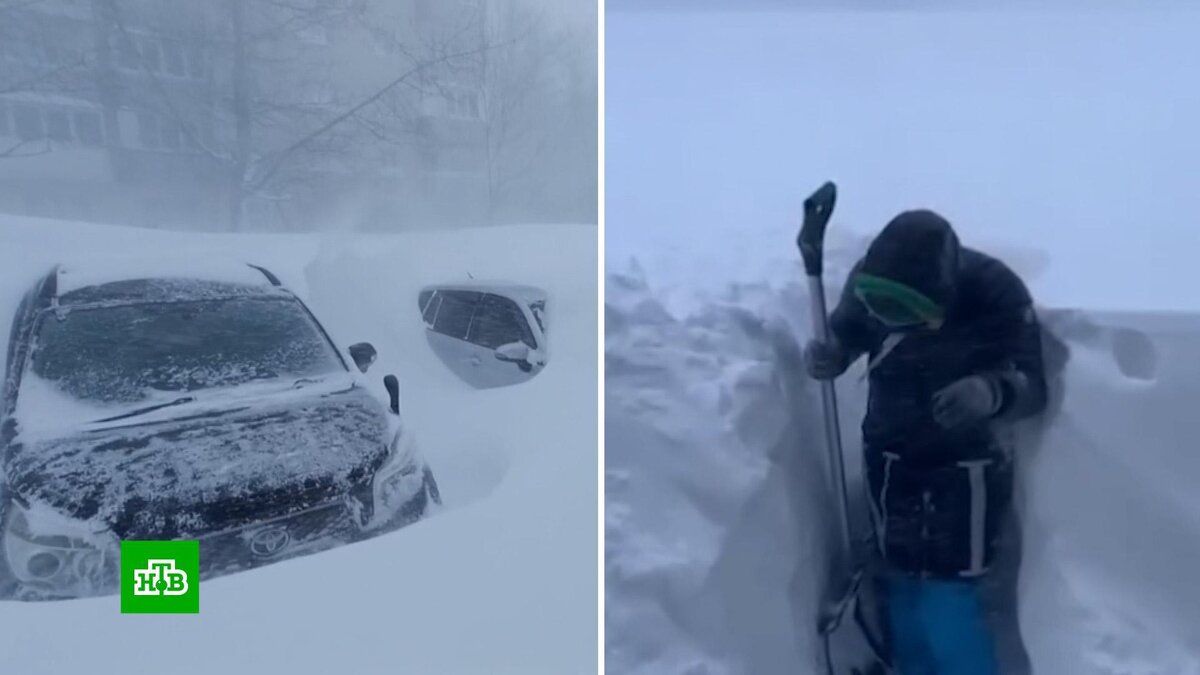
[[804, 208, 1049, 674]]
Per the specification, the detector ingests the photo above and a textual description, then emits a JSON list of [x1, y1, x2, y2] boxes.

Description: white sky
[[606, 9, 1200, 311]]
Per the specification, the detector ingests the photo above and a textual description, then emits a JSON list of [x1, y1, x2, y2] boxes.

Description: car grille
[[196, 500, 357, 578]]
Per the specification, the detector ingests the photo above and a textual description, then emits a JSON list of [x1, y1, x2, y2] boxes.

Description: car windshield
[[28, 296, 345, 405]]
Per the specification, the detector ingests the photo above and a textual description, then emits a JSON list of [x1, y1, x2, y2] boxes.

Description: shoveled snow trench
[[605, 257, 1200, 675]]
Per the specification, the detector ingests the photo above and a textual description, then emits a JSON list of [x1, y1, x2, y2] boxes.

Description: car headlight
[[3, 502, 119, 598], [370, 429, 425, 523]]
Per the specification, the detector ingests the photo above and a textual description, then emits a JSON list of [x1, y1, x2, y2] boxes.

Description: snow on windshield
[[55, 258, 274, 297], [29, 292, 344, 405]]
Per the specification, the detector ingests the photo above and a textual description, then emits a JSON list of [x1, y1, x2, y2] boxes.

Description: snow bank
[[1019, 310, 1200, 675], [0, 215, 597, 674], [604, 253, 1200, 674], [605, 265, 833, 675]]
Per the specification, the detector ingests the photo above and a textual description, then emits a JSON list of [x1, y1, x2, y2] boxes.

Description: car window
[[467, 293, 536, 350], [28, 296, 345, 404], [431, 290, 480, 340]]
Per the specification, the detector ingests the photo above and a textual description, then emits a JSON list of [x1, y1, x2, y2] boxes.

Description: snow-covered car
[[0, 260, 440, 600], [418, 282, 548, 389]]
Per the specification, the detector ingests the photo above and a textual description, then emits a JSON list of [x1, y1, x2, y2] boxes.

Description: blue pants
[[884, 575, 998, 675]]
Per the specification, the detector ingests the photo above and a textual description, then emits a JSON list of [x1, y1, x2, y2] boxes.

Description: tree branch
[[0, 138, 51, 159], [246, 37, 511, 193]]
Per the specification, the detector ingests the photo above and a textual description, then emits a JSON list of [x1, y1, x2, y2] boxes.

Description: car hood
[[3, 383, 391, 539]]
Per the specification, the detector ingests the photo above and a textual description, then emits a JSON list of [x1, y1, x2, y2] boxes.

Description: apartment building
[[0, 0, 490, 231]]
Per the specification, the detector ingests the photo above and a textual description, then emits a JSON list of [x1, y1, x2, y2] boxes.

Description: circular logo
[[249, 526, 291, 558]]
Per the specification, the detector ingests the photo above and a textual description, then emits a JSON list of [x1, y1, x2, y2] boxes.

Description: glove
[[932, 375, 1003, 429], [803, 339, 849, 380]]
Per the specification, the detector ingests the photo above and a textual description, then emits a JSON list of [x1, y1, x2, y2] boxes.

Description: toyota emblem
[[249, 526, 291, 558]]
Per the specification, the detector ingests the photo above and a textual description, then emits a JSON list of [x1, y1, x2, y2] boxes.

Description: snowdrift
[[0, 216, 597, 674], [605, 249, 1200, 674]]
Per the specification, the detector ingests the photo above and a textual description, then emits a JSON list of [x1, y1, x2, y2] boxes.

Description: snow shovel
[[797, 181, 891, 675]]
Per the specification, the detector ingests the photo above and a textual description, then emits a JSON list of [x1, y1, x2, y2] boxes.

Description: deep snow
[[606, 248, 1200, 675], [0, 216, 598, 674], [606, 7, 1200, 675]]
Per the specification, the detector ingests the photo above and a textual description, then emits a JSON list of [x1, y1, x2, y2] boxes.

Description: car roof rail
[[246, 263, 282, 286]]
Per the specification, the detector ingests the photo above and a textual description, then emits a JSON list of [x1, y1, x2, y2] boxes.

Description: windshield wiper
[[90, 396, 196, 424]]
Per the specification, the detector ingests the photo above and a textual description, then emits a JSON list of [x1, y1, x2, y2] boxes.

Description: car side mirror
[[494, 341, 529, 361], [494, 341, 533, 373], [383, 374, 400, 415], [349, 342, 377, 373]]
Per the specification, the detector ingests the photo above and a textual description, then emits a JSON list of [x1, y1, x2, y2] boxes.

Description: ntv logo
[[132, 559, 189, 596], [121, 541, 199, 613]]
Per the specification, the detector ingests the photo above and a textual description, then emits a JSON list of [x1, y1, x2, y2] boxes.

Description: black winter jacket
[[830, 210, 1048, 468]]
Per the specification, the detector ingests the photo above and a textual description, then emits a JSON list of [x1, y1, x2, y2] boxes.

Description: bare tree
[[476, 2, 597, 225], [478, 3, 545, 223], [96, 0, 497, 230]]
